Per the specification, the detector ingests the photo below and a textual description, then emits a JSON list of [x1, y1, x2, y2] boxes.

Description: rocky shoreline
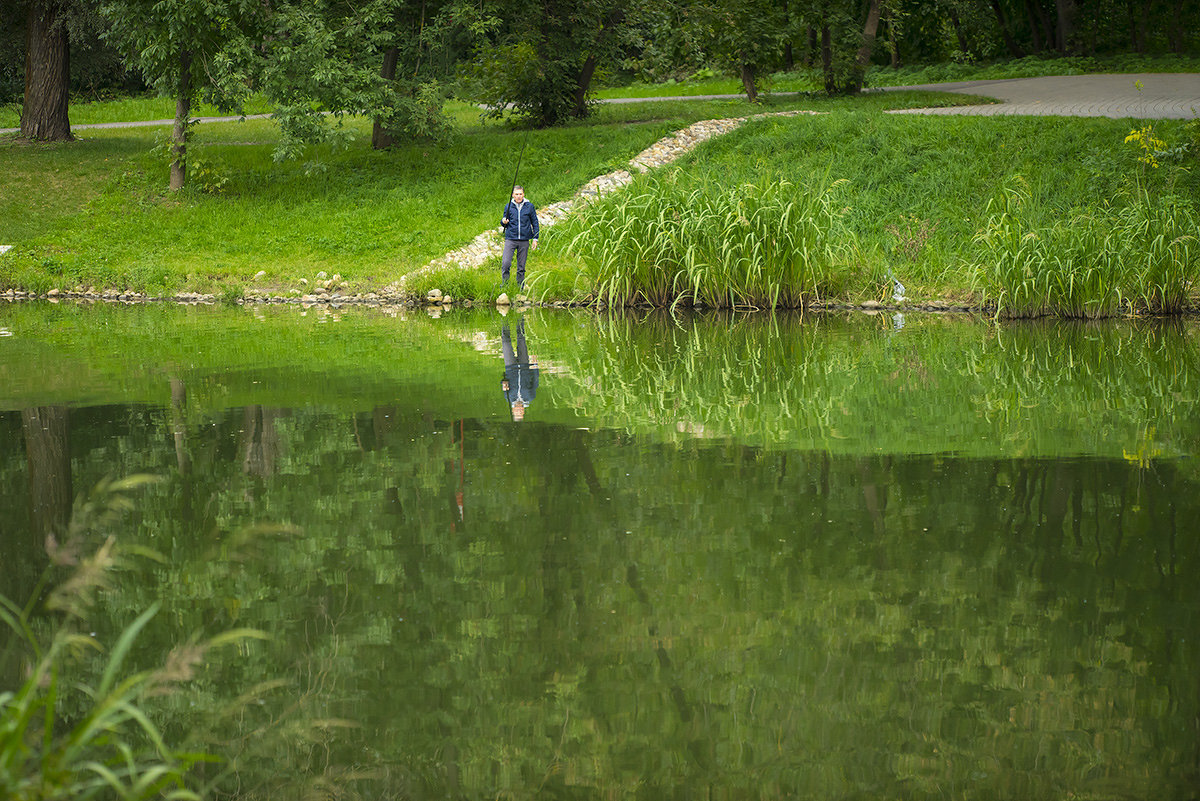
[[1, 283, 995, 316]]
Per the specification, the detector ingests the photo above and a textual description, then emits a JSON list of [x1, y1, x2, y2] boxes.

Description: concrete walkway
[[0, 113, 272, 135], [881, 73, 1200, 119], [2, 73, 1197, 135]]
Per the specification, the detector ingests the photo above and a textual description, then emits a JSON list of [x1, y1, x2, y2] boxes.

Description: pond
[[2, 301, 1198, 799]]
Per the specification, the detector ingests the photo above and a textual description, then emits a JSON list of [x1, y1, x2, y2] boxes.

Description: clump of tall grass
[[564, 171, 862, 309], [0, 476, 265, 801], [976, 181, 1200, 318]]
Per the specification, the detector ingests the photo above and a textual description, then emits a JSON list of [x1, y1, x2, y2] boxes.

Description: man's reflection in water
[[501, 317, 539, 422]]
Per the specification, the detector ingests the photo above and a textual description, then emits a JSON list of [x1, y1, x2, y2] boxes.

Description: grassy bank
[[528, 110, 1200, 314], [0, 91, 983, 297], [3, 86, 1198, 314]]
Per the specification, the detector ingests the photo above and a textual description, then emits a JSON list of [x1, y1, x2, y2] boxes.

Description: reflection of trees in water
[[551, 313, 1200, 459], [1, 395, 1198, 797], [240, 406, 286, 479], [21, 405, 72, 545]]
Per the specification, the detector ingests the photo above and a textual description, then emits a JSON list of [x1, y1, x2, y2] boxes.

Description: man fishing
[[499, 185, 539, 290]]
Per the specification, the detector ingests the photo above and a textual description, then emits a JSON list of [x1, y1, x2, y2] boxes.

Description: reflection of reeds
[[547, 312, 1200, 458], [564, 172, 860, 309], [976, 183, 1200, 318]]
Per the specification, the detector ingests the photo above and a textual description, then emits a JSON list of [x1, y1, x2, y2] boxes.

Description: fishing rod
[[503, 129, 532, 226]]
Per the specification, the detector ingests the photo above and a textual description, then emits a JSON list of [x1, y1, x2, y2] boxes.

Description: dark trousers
[[501, 239, 530, 287]]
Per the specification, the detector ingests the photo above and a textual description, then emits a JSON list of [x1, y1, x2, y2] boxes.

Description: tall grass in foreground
[[564, 171, 867, 308], [976, 182, 1200, 318], [0, 477, 265, 801]]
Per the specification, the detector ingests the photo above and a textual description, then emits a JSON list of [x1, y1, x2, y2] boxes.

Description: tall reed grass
[[564, 171, 864, 309], [976, 182, 1200, 318], [0, 476, 265, 801]]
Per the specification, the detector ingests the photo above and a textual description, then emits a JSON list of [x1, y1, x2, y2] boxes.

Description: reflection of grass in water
[[548, 312, 1200, 457]]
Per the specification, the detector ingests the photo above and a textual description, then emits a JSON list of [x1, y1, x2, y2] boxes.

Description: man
[[499, 185, 539, 289]]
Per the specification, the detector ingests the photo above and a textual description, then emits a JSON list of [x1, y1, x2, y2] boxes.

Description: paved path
[[881, 73, 1200, 118], [0, 113, 272, 135], [3, 73, 1197, 135]]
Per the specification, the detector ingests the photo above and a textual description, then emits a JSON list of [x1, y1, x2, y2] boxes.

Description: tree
[[253, 0, 454, 154], [461, 0, 627, 126], [20, 1, 73, 141], [100, 0, 263, 191], [706, 0, 790, 102], [788, 0, 885, 95], [99, 0, 454, 187]]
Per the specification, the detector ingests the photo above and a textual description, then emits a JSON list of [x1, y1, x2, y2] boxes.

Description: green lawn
[[0, 91, 985, 296]]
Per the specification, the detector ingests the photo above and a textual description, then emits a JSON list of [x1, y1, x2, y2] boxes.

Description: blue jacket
[[501, 200, 540, 241]]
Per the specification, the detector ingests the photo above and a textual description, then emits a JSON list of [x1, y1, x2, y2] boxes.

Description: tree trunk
[[848, 0, 884, 93], [740, 62, 757, 103], [1130, 0, 1150, 53], [821, 25, 836, 93], [372, 46, 400, 150], [807, 26, 818, 67], [170, 50, 192, 192], [1167, 0, 1185, 52], [21, 1, 72, 142], [1025, 0, 1054, 52], [885, 7, 900, 67], [948, 8, 970, 54], [1054, 0, 1076, 52], [990, 0, 1026, 57], [574, 53, 597, 117]]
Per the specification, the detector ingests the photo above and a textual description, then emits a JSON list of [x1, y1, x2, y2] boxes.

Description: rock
[[316, 271, 327, 280], [515, 294, 528, 303], [441, 296, 453, 304], [496, 293, 510, 306], [299, 278, 309, 285], [426, 289, 443, 302], [254, 270, 267, 280], [47, 288, 60, 297], [861, 300, 883, 309]]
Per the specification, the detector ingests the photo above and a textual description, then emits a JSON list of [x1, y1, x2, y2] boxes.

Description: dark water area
[[2, 302, 1198, 799]]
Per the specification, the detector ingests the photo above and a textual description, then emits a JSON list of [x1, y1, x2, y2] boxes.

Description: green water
[[2, 302, 1198, 799]]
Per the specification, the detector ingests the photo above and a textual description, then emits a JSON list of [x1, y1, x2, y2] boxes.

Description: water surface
[[2, 302, 1198, 799]]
